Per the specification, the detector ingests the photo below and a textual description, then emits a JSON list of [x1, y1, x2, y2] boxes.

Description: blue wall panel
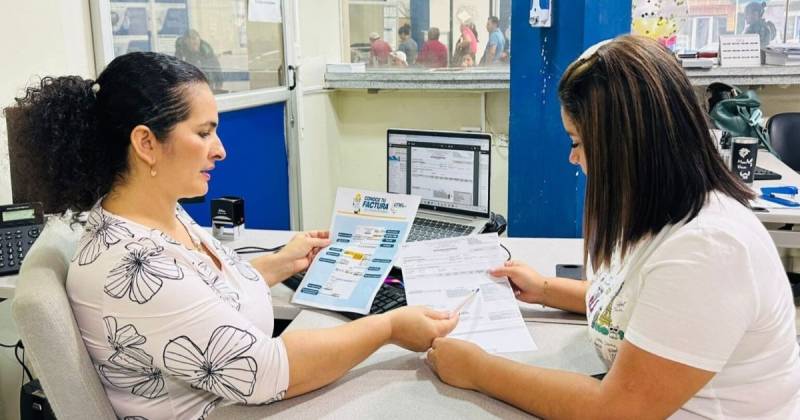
[[410, 0, 430, 50], [182, 102, 290, 230], [507, 1, 630, 238]]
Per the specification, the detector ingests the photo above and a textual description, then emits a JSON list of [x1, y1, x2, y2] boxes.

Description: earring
[[150, 166, 157, 177]]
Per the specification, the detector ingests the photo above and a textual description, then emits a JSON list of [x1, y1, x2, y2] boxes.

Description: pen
[[450, 288, 480, 316]]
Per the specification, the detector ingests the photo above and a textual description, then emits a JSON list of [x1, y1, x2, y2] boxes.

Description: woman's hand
[[252, 231, 330, 286], [426, 337, 488, 390], [278, 231, 330, 274], [489, 260, 549, 304], [384, 306, 459, 352]]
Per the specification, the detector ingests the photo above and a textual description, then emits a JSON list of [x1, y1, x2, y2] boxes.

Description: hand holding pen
[[450, 288, 480, 318]]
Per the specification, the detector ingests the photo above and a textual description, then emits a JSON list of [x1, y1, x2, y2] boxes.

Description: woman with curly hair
[[11, 52, 457, 419]]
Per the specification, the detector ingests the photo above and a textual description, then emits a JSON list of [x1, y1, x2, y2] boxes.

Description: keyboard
[[754, 166, 782, 181], [408, 217, 475, 242], [282, 271, 407, 320]]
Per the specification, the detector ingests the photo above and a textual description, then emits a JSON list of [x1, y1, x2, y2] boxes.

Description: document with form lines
[[292, 188, 420, 314], [402, 233, 537, 353]]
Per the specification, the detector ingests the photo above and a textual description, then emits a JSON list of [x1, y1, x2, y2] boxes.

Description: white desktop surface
[[751, 152, 800, 249], [209, 309, 604, 420], [753, 152, 800, 225], [211, 233, 599, 419]]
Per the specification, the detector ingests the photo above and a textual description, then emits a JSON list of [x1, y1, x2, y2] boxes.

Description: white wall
[[0, 1, 95, 419]]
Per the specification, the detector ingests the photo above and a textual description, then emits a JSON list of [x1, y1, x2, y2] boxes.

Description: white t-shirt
[[586, 192, 800, 419], [67, 202, 290, 420]]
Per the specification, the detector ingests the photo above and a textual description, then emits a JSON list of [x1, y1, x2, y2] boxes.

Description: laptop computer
[[387, 128, 491, 242]]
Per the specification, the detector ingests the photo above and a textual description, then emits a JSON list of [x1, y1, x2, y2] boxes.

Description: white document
[[402, 234, 537, 354], [292, 188, 420, 314], [248, 0, 281, 23]]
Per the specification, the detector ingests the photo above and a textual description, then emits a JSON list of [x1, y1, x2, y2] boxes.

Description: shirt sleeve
[[625, 226, 758, 372], [98, 238, 290, 405]]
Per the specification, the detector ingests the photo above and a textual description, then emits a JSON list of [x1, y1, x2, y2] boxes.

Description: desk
[[210, 312, 604, 420], [207, 233, 600, 419], [754, 152, 800, 248]]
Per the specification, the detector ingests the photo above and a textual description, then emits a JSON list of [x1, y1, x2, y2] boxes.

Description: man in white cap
[[369, 32, 392, 66]]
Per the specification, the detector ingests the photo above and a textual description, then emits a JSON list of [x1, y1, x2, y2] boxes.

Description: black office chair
[[767, 112, 800, 172]]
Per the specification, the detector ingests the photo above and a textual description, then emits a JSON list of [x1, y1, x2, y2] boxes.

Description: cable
[[3, 340, 32, 382], [234, 244, 285, 254], [500, 243, 512, 261], [18, 342, 31, 382]]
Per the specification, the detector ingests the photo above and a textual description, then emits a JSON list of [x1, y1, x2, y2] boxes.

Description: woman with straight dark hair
[[427, 35, 800, 418], [11, 52, 457, 419]]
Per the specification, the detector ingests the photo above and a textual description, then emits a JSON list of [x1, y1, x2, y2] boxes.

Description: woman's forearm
[[251, 253, 294, 287], [541, 277, 589, 314], [475, 354, 603, 419], [281, 314, 392, 397]]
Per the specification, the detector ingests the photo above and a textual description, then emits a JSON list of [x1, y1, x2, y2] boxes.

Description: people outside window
[[417, 27, 448, 68], [427, 35, 800, 418], [397, 24, 417, 66], [368, 32, 392, 67], [175, 29, 223, 91], [459, 54, 475, 68], [454, 22, 478, 69], [744, 1, 776, 47], [480, 16, 505, 66]]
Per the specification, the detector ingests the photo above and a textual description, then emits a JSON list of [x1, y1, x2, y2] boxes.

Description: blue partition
[[182, 102, 290, 230], [507, 2, 631, 238]]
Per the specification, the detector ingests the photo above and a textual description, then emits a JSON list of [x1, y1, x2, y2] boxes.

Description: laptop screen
[[387, 129, 491, 218]]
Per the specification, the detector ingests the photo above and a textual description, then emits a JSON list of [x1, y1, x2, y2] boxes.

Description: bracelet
[[540, 278, 549, 308]]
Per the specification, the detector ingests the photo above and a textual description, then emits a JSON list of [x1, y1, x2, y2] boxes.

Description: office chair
[[11, 218, 117, 419], [767, 112, 800, 172]]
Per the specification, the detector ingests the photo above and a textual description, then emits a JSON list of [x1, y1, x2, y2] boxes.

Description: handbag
[[707, 82, 777, 157]]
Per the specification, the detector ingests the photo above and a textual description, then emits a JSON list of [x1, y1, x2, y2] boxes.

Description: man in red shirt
[[417, 27, 448, 68], [369, 32, 392, 66]]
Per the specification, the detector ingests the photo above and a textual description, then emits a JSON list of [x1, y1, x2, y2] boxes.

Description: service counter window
[[344, 0, 510, 70], [632, 0, 796, 52], [97, 0, 286, 94]]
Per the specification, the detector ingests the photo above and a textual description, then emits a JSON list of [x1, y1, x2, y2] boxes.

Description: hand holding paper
[[402, 234, 537, 353]]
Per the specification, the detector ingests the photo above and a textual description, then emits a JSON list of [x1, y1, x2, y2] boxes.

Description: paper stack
[[765, 44, 800, 66]]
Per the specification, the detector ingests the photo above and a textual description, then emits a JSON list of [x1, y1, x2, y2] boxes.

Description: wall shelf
[[325, 69, 510, 90], [324, 65, 800, 91], [685, 65, 800, 86]]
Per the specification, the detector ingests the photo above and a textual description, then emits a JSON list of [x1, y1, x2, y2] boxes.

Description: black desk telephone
[[0, 203, 44, 276]]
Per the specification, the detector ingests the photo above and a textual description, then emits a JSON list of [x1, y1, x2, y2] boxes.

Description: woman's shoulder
[[69, 206, 186, 270], [647, 192, 766, 267]]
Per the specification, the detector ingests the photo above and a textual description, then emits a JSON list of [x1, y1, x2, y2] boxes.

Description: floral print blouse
[[67, 201, 289, 420]]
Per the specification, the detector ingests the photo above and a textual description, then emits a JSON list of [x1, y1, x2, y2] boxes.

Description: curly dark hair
[[7, 52, 208, 213]]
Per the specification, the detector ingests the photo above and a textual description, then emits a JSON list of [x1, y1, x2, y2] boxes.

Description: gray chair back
[[11, 218, 116, 419], [767, 112, 800, 171]]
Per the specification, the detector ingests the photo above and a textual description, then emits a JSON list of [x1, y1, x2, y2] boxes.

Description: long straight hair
[[558, 36, 754, 270]]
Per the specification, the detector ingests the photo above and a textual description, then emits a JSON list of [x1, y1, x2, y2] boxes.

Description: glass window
[[109, 0, 285, 93], [345, 0, 511, 69], [789, 4, 800, 42], [632, 0, 794, 53]]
